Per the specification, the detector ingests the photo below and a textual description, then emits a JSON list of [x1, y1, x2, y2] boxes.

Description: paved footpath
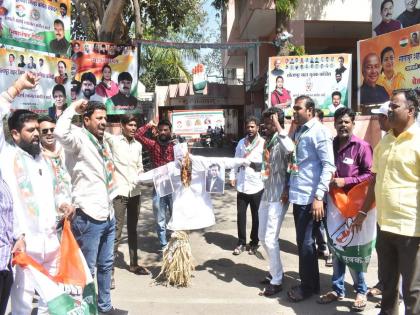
[[111, 184, 392, 315]]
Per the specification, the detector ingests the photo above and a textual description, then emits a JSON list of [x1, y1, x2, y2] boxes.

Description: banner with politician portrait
[[71, 41, 139, 115], [0, 47, 71, 113], [0, 0, 71, 56], [358, 24, 420, 107], [171, 110, 225, 136], [267, 54, 352, 117], [372, 0, 420, 37]]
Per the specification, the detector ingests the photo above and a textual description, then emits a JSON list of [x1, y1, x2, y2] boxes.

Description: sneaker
[[99, 307, 128, 315], [232, 244, 246, 255]]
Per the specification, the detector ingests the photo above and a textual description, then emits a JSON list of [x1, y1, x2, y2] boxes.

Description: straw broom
[[154, 152, 195, 287]]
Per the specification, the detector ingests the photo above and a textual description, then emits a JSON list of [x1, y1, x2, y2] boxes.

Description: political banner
[[13, 220, 97, 315], [268, 54, 352, 117], [0, 47, 71, 114], [0, 0, 71, 56], [358, 24, 420, 107], [326, 181, 376, 272], [72, 41, 139, 115], [372, 0, 420, 37], [171, 110, 225, 135]]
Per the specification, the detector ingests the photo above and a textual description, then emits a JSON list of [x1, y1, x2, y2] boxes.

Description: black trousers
[[113, 195, 141, 266], [0, 265, 13, 315], [236, 190, 263, 246], [377, 228, 420, 315]]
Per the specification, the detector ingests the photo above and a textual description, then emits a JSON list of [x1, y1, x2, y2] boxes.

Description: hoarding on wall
[[0, 47, 71, 113], [171, 110, 225, 135], [0, 0, 71, 56], [372, 0, 420, 37], [358, 24, 420, 107], [71, 41, 139, 115], [268, 54, 352, 117]]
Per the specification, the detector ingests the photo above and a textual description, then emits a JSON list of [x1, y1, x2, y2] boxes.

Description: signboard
[[268, 54, 352, 117], [372, 0, 420, 37], [0, 0, 71, 56], [358, 24, 420, 106], [171, 110, 224, 135], [0, 47, 71, 113], [72, 41, 139, 114]]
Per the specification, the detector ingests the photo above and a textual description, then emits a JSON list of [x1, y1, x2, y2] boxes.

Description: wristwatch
[[315, 195, 323, 201]]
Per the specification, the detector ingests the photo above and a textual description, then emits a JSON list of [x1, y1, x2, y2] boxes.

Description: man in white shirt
[[328, 91, 345, 115], [55, 100, 125, 315], [0, 72, 74, 314], [105, 115, 149, 290], [230, 116, 264, 255]]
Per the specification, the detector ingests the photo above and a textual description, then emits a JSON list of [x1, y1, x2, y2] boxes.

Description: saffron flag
[[13, 220, 97, 315], [326, 181, 376, 272]]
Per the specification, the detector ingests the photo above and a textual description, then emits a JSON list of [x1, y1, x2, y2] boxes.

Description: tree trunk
[[74, 0, 97, 41], [275, 10, 290, 56], [98, 0, 127, 42], [132, 0, 143, 39]]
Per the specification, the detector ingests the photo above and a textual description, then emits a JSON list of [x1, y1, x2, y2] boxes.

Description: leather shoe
[[129, 265, 150, 275], [261, 283, 283, 297]]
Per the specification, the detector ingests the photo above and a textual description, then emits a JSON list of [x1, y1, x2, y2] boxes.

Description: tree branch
[[98, 0, 127, 42], [131, 0, 143, 39]]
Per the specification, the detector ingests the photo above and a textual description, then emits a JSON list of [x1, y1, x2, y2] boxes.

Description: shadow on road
[[196, 258, 266, 290]]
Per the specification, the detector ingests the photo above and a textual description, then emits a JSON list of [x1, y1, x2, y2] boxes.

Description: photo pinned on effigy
[[153, 164, 174, 197], [205, 163, 225, 194]]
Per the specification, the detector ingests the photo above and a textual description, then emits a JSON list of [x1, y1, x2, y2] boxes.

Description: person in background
[[374, 0, 402, 36], [105, 114, 150, 290], [95, 64, 119, 98], [271, 76, 291, 110], [135, 119, 174, 249], [377, 47, 405, 97], [54, 61, 68, 85], [230, 116, 265, 256], [328, 91, 345, 115]]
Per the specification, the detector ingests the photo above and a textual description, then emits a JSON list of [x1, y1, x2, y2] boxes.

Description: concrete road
[[111, 183, 388, 315]]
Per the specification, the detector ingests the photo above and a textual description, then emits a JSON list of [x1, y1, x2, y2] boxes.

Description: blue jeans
[[293, 203, 320, 295], [72, 210, 115, 312], [332, 255, 367, 296], [152, 189, 173, 247]]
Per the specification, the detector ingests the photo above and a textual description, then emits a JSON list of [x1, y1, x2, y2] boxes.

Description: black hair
[[52, 84, 66, 97], [81, 72, 97, 85], [8, 110, 38, 132], [57, 60, 66, 68], [54, 19, 64, 28], [332, 91, 342, 99], [83, 101, 106, 119], [117, 72, 133, 83], [60, 3, 67, 10], [38, 115, 56, 124], [71, 79, 81, 94], [338, 56, 344, 62], [9, 54, 14, 59], [275, 75, 284, 82], [158, 119, 172, 130], [380, 0, 393, 12], [393, 89, 419, 116], [334, 107, 356, 122], [245, 115, 260, 126], [209, 163, 221, 171], [261, 106, 285, 128], [335, 70, 342, 76], [102, 64, 111, 73], [120, 114, 137, 125], [315, 109, 324, 121], [380, 46, 394, 63], [294, 95, 316, 115]]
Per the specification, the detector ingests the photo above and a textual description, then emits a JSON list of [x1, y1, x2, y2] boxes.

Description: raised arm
[[134, 122, 156, 151], [54, 100, 87, 152], [0, 72, 39, 153]]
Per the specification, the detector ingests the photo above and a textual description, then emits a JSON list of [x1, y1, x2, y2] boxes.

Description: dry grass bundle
[[154, 231, 195, 287]]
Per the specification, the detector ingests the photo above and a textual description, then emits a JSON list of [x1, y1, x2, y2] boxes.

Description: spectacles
[[41, 127, 55, 135]]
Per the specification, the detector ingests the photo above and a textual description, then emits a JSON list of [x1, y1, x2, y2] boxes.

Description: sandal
[[317, 291, 344, 304], [352, 293, 367, 312], [233, 245, 245, 256], [129, 265, 150, 275], [287, 285, 311, 303], [367, 287, 382, 297]]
